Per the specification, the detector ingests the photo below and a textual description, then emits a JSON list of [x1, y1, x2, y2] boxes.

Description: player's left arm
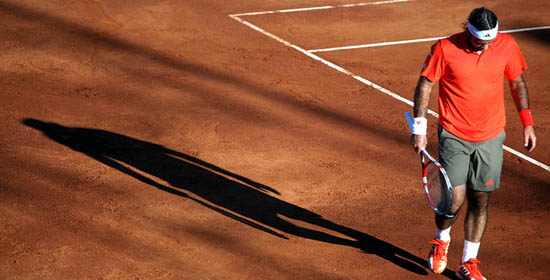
[[509, 74, 536, 152]]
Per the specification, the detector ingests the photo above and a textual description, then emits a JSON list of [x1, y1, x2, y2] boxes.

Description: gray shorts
[[438, 126, 506, 191]]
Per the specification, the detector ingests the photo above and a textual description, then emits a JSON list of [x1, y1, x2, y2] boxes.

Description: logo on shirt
[[485, 179, 495, 186]]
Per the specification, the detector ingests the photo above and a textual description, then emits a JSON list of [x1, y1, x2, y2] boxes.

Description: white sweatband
[[467, 22, 498, 40], [412, 117, 427, 135]]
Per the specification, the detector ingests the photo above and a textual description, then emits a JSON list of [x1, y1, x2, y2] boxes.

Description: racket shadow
[[23, 118, 451, 276]]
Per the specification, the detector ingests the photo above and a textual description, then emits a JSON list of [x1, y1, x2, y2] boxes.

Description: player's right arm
[[411, 76, 436, 153]]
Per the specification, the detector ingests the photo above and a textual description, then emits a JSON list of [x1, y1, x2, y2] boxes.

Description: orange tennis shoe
[[456, 258, 487, 280], [428, 239, 449, 274]]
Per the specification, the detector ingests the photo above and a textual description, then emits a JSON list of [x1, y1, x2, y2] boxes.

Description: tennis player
[[410, 7, 536, 280]]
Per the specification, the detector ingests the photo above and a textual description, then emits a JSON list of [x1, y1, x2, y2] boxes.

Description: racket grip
[[404, 111, 415, 133]]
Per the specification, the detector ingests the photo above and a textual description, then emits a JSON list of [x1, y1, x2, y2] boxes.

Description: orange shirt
[[421, 32, 527, 142]]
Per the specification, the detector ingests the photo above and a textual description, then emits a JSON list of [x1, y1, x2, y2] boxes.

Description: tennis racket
[[404, 112, 453, 215]]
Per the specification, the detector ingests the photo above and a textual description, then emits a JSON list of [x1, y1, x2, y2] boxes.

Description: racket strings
[[425, 162, 452, 212]]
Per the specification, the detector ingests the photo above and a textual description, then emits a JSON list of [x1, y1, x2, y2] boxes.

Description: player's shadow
[[22, 118, 447, 276]]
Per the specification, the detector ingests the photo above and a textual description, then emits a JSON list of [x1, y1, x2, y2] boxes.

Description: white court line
[[229, 9, 550, 172], [309, 26, 550, 52], [503, 26, 550, 33], [230, 0, 413, 17], [229, 14, 425, 112], [503, 146, 549, 172], [309, 36, 446, 53]]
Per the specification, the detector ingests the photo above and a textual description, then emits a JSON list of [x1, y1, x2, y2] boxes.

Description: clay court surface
[[1, 0, 549, 279]]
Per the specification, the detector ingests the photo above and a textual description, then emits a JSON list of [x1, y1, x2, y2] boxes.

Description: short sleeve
[[420, 40, 446, 82], [504, 37, 528, 80]]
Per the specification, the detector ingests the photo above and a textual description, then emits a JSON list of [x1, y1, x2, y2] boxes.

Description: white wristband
[[412, 117, 427, 135]]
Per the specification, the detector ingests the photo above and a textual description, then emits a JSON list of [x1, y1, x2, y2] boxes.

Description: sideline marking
[[503, 146, 549, 172], [230, 6, 550, 172], [230, 0, 412, 17], [309, 26, 550, 52]]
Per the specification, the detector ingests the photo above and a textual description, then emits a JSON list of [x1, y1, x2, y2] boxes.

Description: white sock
[[434, 226, 451, 242], [462, 240, 481, 263]]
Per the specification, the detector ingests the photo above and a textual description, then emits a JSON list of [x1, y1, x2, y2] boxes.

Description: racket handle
[[405, 111, 427, 156], [404, 111, 415, 133]]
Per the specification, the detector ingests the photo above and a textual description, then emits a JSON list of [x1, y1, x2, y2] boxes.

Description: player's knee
[[449, 199, 465, 216], [467, 192, 491, 211]]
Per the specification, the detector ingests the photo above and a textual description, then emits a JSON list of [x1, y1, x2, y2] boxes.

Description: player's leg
[[436, 126, 472, 229], [429, 127, 472, 274], [456, 131, 505, 280], [457, 190, 491, 280], [428, 183, 466, 274], [461, 131, 504, 260], [460, 188, 491, 274], [464, 189, 491, 243]]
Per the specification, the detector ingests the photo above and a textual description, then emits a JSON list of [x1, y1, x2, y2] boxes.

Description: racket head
[[420, 150, 453, 215]]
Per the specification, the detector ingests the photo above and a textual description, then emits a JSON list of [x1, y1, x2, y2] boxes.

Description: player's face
[[467, 32, 495, 51]]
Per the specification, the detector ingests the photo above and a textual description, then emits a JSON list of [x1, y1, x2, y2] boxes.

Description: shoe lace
[[429, 239, 447, 258], [464, 258, 483, 278]]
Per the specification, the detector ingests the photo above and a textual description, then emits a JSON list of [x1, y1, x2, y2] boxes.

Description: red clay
[[1, 1, 548, 279]]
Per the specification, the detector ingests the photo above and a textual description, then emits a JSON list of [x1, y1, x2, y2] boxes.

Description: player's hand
[[411, 134, 427, 154], [524, 126, 536, 152]]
